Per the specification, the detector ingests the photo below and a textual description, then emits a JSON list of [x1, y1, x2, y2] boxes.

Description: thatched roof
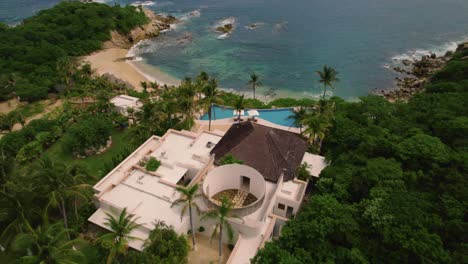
[[211, 122, 308, 182]]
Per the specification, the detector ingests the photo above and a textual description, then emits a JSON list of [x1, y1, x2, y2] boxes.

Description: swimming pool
[[200, 105, 298, 127]]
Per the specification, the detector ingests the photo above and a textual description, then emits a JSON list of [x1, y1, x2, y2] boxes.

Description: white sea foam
[[130, 1, 156, 7], [214, 17, 236, 39], [92, 0, 113, 3], [215, 17, 236, 28], [244, 22, 266, 30], [391, 36, 468, 63], [126, 40, 151, 62], [217, 33, 229, 40], [272, 21, 288, 33], [174, 10, 201, 22]]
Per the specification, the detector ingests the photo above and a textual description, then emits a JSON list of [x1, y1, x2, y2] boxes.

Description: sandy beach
[[83, 48, 149, 92], [83, 46, 182, 92]]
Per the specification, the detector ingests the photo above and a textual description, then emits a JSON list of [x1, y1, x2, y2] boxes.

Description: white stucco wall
[[203, 164, 266, 202]]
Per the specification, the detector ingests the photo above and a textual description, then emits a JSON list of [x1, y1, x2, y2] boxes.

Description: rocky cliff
[[103, 9, 175, 49]]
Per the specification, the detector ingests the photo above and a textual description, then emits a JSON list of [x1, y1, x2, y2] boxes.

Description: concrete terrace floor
[[188, 234, 231, 264]]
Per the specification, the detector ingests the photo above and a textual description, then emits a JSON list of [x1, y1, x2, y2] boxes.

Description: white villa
[[88, 122, 327, 263], [110, 94, 142, 116]]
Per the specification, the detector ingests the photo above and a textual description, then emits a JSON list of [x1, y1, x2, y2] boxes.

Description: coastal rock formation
[[376, 42, 468, 102], [102, 73, 135, 90], [104, 9, 176, 49], [216, 24, 233, 34], [214, 17, 236, 38]]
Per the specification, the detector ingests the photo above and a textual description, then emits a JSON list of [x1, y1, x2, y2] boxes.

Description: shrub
[[16, 141, 42, 164], [36, 131, 54, 148], [145, 157, 161, 171], [296, 162, 312, 181], [219, 154, 244, 165], [64, 115, 113, 156]]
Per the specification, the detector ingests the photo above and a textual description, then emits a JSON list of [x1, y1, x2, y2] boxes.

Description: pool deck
[[195, 117, 301, 134]]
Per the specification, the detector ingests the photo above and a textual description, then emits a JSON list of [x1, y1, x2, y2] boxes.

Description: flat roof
[[89, 130, 222, 251], [301, 152, 328, 177], [279, 181, 301, 200], [110, 94, 140, 107]]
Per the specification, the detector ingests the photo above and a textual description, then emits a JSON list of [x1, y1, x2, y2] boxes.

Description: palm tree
[[247, 72, 262, 99], [36, 158, 92, 239], [234, 95, 245, 125], [171, 184, 202, 250], [202, 78, 221, 131], [12, 222, 87, 264], [56, 56, 77, 94], [65, 163, 94, 219], [99, 208, 142, 264], [302, 114, 331, 150], [201, 196, 242, 260], [196, 71, 210, 84], [288, 106, 307, 133], [149, 81, 159, 95], [140, 81, 148, 93], [179, 78, 199, 124], [0, 188, 37, 249], [316, 65, 339, 99], [195, 71, 210, 100]]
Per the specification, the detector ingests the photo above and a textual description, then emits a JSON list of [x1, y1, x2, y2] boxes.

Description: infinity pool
[[200, 105, 298, 127]]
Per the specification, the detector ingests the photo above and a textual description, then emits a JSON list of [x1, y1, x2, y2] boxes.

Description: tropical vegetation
[[202, 196, 242, 259], [253, 48, 468, 263], [0, 1, 466, 263], [171, 184, 202, 250], [0, 2, 148, 101]]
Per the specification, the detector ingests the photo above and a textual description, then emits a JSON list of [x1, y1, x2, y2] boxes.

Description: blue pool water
[[200, 105, 297, 127]]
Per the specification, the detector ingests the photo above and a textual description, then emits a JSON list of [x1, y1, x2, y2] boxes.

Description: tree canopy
[[254, 48, 468, 263], [0, 2, 147, 101]]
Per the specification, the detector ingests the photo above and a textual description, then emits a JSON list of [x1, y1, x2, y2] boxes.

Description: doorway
[[241, 176, 250, 192], [286, 206, 294, 218]]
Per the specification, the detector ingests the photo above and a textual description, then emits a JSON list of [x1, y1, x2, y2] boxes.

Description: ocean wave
[[130, 1, 174, 7], [177, 10, 201, 21], [213, 17, 236, 39], [130, 1, 156, 7], [391, 36, 468, 62], [215, 17, 236, 28], [127, 40, 151, 61], [92, 0, 114, 3], [217, 33, 229, 40], [272, 21, 288, 33]]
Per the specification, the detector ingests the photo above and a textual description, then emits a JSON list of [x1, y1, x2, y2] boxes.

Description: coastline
[[84, 48, 151, 91], [375, 40, 468, 102], [82, 8, 179, 91], [83, 7, 466, 101]]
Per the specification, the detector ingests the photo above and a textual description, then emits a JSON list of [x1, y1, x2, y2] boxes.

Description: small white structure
[[110, 95, 142, 116], [88, 122, 328, 263]]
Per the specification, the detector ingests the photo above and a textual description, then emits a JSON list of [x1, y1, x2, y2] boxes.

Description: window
[[278, 203, 285, 210]]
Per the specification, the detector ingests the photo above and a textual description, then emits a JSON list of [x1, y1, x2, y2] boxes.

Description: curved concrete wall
[[203, 164, 266, 208]]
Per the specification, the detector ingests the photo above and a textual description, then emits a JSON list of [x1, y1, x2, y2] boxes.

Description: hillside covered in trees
[[253, 47, 468, 263], [0, 2, 147, 102]]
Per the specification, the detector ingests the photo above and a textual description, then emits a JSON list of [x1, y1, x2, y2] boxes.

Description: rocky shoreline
[[376, 41, 467, 102], [103, 9, 176, 50]]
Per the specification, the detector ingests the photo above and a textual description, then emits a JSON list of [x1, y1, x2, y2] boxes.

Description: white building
[[88, 122, 327, 263], [110, 95, 142, 116]]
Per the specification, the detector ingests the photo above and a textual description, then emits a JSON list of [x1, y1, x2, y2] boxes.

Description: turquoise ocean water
[[1, 0, 467, 99]]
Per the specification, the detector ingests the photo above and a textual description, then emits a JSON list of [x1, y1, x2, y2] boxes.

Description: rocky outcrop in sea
[[376, 41, 467, 102]]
